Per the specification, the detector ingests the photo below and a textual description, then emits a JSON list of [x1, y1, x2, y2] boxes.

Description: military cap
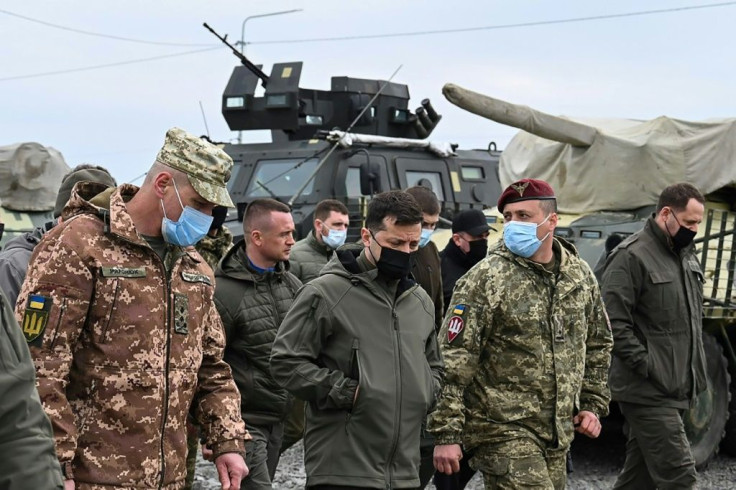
[[156, 127, 234, 208], [54, 165, 117, 218], [452, 208, 490, 236], [497, 178, 556, 212]]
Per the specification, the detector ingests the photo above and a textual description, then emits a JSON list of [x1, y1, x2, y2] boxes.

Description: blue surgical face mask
[[503, 215, 551, 258], [418, 228, 433, 248], [322, 227, 347, 250], [161, 180, 213, 247]]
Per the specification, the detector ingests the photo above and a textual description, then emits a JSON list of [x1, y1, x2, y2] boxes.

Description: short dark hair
[[314, 199, 349, 221], [365, 191, 422, 232], [656, 183, 705, 213], [244, 198, 291, 235], [405, 186, 440, 215], [540, 199, 558, 215]]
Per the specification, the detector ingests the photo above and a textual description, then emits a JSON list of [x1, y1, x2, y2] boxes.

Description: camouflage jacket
[[16, 182, 247, 489], [195, 226, 233, 271], [428, 238, 612, 451]]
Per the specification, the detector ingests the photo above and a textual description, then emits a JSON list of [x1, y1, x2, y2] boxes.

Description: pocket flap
[[649, 271, 673, 284]]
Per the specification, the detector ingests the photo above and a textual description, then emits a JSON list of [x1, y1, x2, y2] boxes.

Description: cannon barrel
[[442, 83, 597, 147]]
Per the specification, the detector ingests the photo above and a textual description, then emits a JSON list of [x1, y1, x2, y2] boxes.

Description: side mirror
[[359, 160, 382, 196]]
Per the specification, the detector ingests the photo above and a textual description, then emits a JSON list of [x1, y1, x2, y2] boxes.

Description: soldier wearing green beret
[[429, 178, 613, 490]]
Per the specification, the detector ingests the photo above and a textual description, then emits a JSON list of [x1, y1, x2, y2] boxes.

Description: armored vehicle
[[204, 24, 502, 244], [442, 82, 736, 467], [0, 142, 69, 249]]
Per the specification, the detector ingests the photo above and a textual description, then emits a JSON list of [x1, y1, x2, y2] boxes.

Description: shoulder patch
[[447, 315, 465, 343], [451, 304, 468, 316], [22, 294, 52, 344], [181, 271, 212, 286]]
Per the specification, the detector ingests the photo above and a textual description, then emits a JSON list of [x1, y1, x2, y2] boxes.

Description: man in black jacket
[[602, 183, 707, 489], [439, 209, 489, 312], [214, 198, 302, 489]]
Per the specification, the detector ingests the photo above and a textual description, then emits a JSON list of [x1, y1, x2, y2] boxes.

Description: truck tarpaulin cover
[[0, 142, 70, 212], [442, 83, 736, 214]]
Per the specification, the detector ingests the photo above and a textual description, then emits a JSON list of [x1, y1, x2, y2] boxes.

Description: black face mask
[[0, 223, 4, 245], [466, 238, 488, 266], [370, 232, 413, 281], [667, 210, 696, 251]]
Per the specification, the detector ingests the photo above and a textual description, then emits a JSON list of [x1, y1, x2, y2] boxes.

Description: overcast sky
[[2, 0, 735, 184]]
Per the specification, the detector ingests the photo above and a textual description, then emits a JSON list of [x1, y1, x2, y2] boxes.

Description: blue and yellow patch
[[22, 294, 52, 344], [452, 304, 467, 316]]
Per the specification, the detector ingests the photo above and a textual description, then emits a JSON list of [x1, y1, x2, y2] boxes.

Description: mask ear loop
[[538, 214, 552, 242]]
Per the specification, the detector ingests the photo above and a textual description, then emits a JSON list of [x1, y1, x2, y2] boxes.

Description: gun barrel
[[443, 83, 596, 147], [203, 23, 270, 87]]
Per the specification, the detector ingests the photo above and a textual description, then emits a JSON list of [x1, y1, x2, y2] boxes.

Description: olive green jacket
[[289, 231, 334, 284], [412, 241, 444, 333], [0, 289, 64, 489], [215, 241, 302, 425], [428, 238, 612, 451], [270, 248, 444, 488], [602, 217, 707, 408]]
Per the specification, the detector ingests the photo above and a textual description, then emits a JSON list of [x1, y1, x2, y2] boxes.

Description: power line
[[0, 8, 216, 47], [2, 2, 735, 81], [250, 1, 736, 45], [0, 46, 221, 82]]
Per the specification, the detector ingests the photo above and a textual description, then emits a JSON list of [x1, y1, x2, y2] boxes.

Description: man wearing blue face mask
[[15, 127, 249, 489], [430, 178, 612, 490], [289, 199, 350, 284]]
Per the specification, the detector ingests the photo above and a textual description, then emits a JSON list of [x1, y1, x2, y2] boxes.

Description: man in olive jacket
[[215, 198, 302, 489], [602, 183, 708, 489], [0, 284, 64, 489], [271, 190, 444, 489]]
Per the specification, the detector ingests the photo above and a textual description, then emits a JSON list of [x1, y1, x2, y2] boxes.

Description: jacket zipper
[[385, 309, 402, 489], [157, 256, 173, 489]]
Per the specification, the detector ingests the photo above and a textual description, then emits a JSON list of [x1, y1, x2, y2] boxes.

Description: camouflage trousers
[[469, 438, 567, 490]]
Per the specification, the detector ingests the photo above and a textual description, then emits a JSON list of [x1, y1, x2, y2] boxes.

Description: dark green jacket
[[602, 217, 707, 408], [270, 248, 444, 488], [0, 289, 64, 489], [412, 241, 444, 333], [289, 231, 333, 284], [215, 241, 302, 425]]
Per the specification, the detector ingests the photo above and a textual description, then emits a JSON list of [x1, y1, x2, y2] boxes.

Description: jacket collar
[[216, 238, 290, 281], [306, 230, 334, 256], [645, 215, 694, 257]]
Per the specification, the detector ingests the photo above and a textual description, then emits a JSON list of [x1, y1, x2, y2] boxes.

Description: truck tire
[[721, 371, 736, 456], [683, 333, 730, 468]]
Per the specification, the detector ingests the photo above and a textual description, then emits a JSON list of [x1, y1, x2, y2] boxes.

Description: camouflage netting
[[443, 83, 736, 213], [0, 142, 70, 211]]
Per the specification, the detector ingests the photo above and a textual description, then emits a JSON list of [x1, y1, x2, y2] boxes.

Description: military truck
[[203, 24, 502, 244], [442, 82, 736, 467], [0, 142, 69, 249]]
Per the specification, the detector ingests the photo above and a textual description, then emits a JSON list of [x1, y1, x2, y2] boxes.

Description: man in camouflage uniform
[[16, 127, 249, 489], [429, 179, 612, 490], [196, 205, 234, 270]]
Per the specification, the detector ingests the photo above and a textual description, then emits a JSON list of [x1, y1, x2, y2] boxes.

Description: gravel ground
[[193, 427, 736, 489]]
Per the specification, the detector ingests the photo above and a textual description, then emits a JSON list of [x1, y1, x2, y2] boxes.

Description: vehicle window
[[461, 166, 484, 181], [246, 158, 319, 198], [346, 167, 361, 198], [405, 171, 444, 201]]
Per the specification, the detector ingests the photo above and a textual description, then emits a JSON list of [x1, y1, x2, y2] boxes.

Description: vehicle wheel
[[720, 372, 736, 456], [683, 333, 730, 468]]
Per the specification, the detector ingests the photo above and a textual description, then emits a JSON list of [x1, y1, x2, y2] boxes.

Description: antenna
[[199, 101, 211, 139]]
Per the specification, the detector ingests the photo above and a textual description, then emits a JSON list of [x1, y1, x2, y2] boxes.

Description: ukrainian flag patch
[[22, 294, 52, 344], [452, 304, 467, 316]]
